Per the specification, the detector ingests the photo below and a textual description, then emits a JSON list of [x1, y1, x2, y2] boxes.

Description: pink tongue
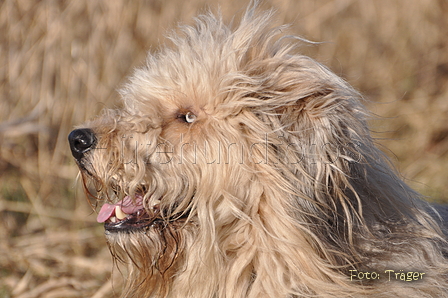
[[97, 195, 143, 223]]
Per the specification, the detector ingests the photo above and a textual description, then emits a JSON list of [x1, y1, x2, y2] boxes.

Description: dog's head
[[68, 6, 445, 298]]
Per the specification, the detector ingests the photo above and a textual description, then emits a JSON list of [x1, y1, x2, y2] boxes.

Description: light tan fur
[[72, 5, 448, 298]]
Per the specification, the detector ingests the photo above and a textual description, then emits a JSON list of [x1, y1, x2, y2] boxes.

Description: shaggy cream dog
[[69, 5, 448, 298]]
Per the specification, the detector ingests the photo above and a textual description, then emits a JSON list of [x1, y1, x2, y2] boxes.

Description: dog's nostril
[[68, 128, 97, 161]]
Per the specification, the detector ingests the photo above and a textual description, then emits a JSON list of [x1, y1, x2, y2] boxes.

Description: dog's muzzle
[[68, 128, 96, 161]]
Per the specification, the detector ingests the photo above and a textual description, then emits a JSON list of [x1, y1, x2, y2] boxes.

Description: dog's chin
[[102, 200, 195, 293]]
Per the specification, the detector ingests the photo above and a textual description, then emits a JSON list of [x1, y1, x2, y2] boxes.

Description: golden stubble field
[[1, 0, 447, 297]]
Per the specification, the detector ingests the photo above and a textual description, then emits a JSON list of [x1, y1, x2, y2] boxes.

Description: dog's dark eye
[[178, 111, 197, 123]]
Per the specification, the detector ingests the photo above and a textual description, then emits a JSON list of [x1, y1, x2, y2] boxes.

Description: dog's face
[[68, 8, 369, 296], [68, 7, 447, 298]]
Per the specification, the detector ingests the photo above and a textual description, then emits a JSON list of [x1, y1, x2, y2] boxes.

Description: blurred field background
[[1, 0, 448, 297]]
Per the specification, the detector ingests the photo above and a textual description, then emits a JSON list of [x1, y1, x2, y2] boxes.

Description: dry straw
[[1, 0, 447, 297]]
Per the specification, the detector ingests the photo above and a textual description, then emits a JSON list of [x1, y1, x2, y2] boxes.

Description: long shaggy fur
[[71, 5, 448, 298]]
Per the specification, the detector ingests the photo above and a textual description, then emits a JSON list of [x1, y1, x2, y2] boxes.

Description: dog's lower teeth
[[110, 216, 117, 223], [115, 205, 129, 220]]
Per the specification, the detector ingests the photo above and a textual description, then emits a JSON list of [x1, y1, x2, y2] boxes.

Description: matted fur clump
[[68, 5, 448, 298]]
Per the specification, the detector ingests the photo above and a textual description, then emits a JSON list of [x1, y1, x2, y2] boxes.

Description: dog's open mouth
[[97, 195, 161, 232]]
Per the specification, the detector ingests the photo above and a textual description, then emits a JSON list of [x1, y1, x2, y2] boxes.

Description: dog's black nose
[[68, 128, 96, 161]]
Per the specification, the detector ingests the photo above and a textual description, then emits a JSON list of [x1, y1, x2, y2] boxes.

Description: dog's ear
[[256, 56, 430, 225], [245, 54, 368, 167], [242, 55, 384, 220]]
